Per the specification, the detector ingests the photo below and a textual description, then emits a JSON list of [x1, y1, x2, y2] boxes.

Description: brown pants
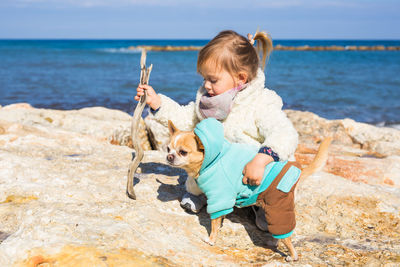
[[256, 162, 301, 236]]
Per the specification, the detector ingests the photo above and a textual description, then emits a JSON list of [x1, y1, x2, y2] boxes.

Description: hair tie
[[247, 33, 255, 45]]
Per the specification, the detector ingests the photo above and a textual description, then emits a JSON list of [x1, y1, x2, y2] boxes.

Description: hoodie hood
[[194, 118, 225, 172]]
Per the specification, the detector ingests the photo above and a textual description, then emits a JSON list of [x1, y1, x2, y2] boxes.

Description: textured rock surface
[[0, 104, 399, 266], [286, 110, 400, 188], [286, 110, 400, 157], [0, 103, 151, 151]]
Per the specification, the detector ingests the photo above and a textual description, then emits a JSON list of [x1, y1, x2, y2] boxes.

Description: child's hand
[[242, 154, 274, 186], [135, 84, 161, 110]]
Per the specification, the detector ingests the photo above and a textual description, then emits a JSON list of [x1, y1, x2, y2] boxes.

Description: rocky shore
[[0, 103, 399, 266], [129, 45, 400, 52]]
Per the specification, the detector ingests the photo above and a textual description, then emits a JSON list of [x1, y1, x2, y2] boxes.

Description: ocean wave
[[99, 47, 142, 54], [388, 124, 400, 130], [375, 122, 400, 130]]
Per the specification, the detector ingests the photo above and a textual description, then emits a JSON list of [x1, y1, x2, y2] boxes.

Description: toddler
[[135, 30, 298, 231]]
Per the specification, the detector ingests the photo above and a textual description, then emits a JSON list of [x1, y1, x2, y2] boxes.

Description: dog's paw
[[285, 254, 299, 262], [202, 237, 215, 246]]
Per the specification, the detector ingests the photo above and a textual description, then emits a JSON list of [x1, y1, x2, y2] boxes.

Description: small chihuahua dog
[[166, 119, 331, 261]]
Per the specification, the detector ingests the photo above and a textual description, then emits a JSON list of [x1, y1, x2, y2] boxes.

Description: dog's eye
[[179, 150, 187, 156], [167, 146, 170, 153]]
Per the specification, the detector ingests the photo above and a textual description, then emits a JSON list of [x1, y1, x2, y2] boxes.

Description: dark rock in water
[[129, 44, 400, 52]]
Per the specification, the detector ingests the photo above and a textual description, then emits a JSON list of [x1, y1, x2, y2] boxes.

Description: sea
[[0, 39, 399, 128]]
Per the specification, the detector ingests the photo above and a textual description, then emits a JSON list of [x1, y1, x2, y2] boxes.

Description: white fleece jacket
[[145, 68, 298, 158], [144, 69, 298, 194]]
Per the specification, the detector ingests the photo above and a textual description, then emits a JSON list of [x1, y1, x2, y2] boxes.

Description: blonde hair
[[197, 30, 273, 82]]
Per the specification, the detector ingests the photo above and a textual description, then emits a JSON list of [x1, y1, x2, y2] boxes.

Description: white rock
[[0, 106, 399, 266]]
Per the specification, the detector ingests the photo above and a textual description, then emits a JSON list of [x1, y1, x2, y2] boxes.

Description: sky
[[0, 0, 399, 39]]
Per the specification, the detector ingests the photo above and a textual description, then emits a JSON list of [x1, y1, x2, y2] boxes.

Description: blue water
[[1, 39, 399, 126]]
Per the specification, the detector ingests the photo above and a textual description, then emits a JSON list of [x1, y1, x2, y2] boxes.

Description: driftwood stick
[[126, 49, 153, 200]]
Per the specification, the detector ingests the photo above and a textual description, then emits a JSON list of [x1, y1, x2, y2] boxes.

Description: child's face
[[200, 62, 240, 97]]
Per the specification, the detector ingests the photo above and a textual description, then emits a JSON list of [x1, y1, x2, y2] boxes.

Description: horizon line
[[1, 38, 400, 41]]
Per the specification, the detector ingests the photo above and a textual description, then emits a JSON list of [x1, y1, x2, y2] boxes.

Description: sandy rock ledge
[[0, 104, 399, 266]]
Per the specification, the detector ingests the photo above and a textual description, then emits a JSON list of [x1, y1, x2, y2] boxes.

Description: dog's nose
[[167, 153, 174, 163]]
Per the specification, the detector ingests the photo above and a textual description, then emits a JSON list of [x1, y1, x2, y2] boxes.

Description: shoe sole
[[180, 202, 200, 214]]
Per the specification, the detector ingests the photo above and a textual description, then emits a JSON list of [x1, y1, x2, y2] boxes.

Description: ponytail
[[249, 30, 273, 70]]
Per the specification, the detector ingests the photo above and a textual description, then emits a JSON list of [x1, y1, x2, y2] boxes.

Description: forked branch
[[126, 49, 153, 200]]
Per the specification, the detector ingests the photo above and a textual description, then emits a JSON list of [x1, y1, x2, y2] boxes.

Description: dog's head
[[166, 120, 204, 177]]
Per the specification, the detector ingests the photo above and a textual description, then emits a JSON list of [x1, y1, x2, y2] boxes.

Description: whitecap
[[375, 121, 400, 130], [389, 124, 400, 130], [99, 47, 142, 54]]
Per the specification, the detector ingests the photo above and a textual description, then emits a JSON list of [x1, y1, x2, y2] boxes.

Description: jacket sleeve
[[144, 94, 200, 150], [255, 90, 298, 161], [148, 94, 200, 130]]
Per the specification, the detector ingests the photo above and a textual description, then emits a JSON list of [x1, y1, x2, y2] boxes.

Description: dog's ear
[[194, 135, 204, 151], [168, 120, 178, 135]]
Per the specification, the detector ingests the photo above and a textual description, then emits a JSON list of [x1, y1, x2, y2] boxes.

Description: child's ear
[[194, 135, 205, 151], [168, 120, 178, 135], [237, 72, 248, 85]]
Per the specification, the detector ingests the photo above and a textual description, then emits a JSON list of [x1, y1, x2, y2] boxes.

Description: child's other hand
[[242, 154, 274, 186], [135, 84, 161, 110]]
